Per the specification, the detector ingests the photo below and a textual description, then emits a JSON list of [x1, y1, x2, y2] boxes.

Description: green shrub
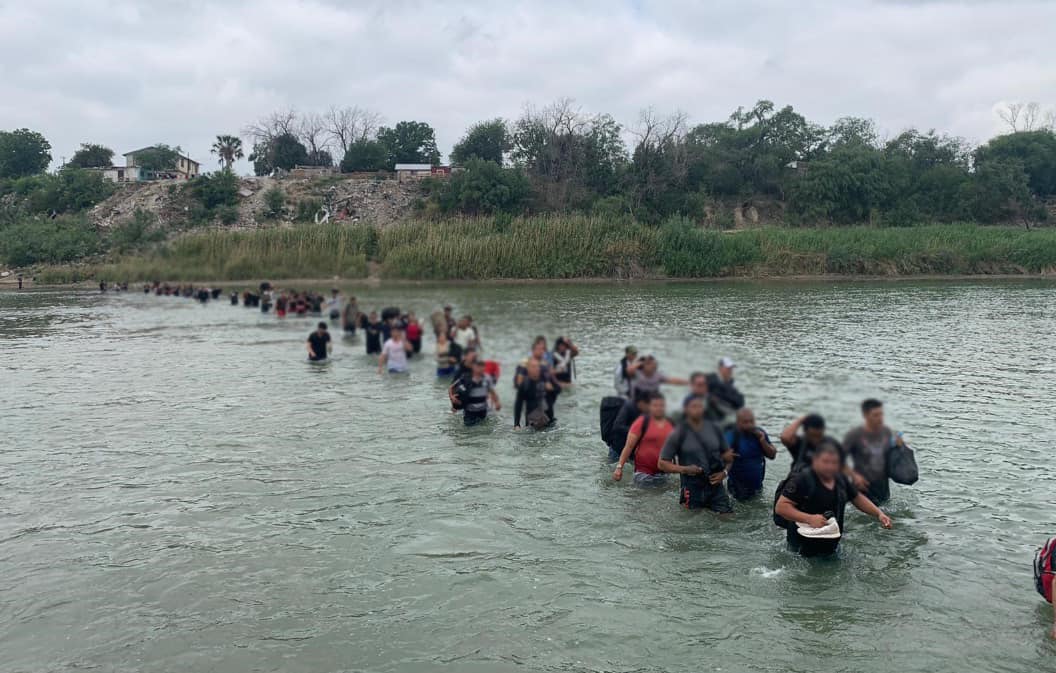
[[263, 187, 286, 218], [110, 209, 163, 253], [0, 215, 100, 266]]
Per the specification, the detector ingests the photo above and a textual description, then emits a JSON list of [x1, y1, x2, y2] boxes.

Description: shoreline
[[8, 270, 1056, 291]]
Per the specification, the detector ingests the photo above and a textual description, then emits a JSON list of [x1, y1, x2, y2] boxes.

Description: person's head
[[316, 322, 328, 334], [736, 407, 756, 433], [639, 355, 658, 376], [554, 337, 568, 353], [689, 371, 709, 397], [811, 442, 842, 480], [633, 390, 651, 413], [526, 359, 542, 380], [624, 346, 638, 361], [391, 325, 404, 340], [531, 336, 548, 359], [444, 305, 453, 316], [472, 359, 486, 379], [369, 311, 378, 321], [331, 288, 339, 296], [458, 316, 470, 328], [802, 413, 826, 445], [718, 356, 736, 382], [647, 391, 666, 419], [463, 347, 478, 364], [683, 395, 706, 422], [408, 311, 416, 321], [861, 398, 884, 429]]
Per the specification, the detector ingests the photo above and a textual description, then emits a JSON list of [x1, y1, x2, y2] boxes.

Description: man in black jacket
[[608, 391, 650, 461], [706, 356, 745, 415]]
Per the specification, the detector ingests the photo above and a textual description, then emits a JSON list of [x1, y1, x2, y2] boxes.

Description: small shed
[[394, 163, 434, 183]]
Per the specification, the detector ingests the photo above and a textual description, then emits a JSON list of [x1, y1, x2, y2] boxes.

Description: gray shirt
[[660, 419, 729, 473], [630, 370, 667, 398], [843, 425, 894, 501]]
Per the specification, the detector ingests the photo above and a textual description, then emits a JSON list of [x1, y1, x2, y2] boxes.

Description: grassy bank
[[33, 217, 1056, 284]]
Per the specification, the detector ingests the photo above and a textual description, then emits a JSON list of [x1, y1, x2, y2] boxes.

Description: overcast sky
[[1, 0, 1053, 174]]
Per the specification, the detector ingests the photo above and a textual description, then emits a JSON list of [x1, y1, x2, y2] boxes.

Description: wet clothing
[[452, 326, 476, 350], [725, 428, 771, 500], [436, 342, 461, 377], [381, 339, 409, 372], [453, 374, 493, 425], [552, 349, 574, 384], [514, 377, 551, 428], [786, 435, 846, 475], [660, 419, 731, 511], [679, 477, 734, 512], [627, 415, 674, 476], [705, 373, 745, 411], [365, 321, 383, 355], [406, 322, 423, 354], [843, 425, 895, 504], [781, 469, 859, 557], [609, 399, 644, 461], [307, 331, 331, 361]]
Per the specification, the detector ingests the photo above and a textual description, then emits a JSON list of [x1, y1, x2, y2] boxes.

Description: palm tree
[[211, 134, 244, 172]]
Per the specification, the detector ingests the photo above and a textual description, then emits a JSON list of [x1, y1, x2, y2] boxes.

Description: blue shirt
[[725, 428, 770, 491]]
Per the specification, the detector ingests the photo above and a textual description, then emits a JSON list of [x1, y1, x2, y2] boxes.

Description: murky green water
[[2, 280, 1055, 672]]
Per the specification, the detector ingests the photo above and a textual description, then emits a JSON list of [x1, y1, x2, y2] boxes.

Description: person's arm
[[489, 387, 501, 411], [306, 339, 316, 359], [377, 349, 388, 374], [513, 387, 525, 428], [625, 359, 641, 377], [448, 382, 461, 408], [568, 341, 580, 357], [780, 416, 804, 449], [851, 492, 893, 528], [775, 495, 829, 529], [711, 429, 734, 485], [613, 419, 643, 481], [657, 429, 703, 476], [842, 430, 870, 490], [663, 375, 689, 386], [403, 340, 412, 353], [757, 429, 778, 459], [326, 336, 332, 355]]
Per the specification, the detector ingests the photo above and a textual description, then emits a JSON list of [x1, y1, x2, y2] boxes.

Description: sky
[[1, 0, 1054, 174]]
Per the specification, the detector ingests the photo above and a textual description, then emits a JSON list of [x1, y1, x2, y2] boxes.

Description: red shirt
[[629, 415, 674, 475], [406, 323, 422, 340]]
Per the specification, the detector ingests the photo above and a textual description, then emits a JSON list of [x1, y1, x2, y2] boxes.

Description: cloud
[[1, 0, 1053, 172]]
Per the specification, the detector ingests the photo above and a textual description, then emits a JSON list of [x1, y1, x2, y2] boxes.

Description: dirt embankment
[[88, 175, 423, 231]]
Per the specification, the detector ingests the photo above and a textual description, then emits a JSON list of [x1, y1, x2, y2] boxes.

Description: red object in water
[[484, 360, 500, 382]]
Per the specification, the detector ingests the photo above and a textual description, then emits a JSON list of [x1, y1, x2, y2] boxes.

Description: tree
[[248, 133, 309, 175], [0, 128, 52, 178], [67, 143, 114, 169], [430, 159, 531, 215], [211, 135, 244, 171], [325, 105, 382, 155], [340, 139, 388, 172], [298, 111, 330, 165], [975, 130, 1056, 199], [967, 158, 1039, 224], [377, 121, 441, 167], [451, 119, 511, 165], [132, 144, 181, 172]]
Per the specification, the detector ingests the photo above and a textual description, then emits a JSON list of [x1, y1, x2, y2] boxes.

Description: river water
[[1, 280, 1054, 672]]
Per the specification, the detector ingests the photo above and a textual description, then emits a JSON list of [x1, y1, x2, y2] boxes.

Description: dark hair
[[683, 394, 705, 408], [802, 414, 826, 430], [644, 391, 664, 403], [633, 390, 652, 406], [317, 322, 328, 329], [861, 398, 883, 414], [532, 335, 547, 348], [813, 442, 841, 459], [689, 371, 707, 384]]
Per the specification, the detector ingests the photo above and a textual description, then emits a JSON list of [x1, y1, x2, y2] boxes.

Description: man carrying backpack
[[657, 395, 734, 513], [613, 392, 674, 487], [1034, 537, 1056, 638]]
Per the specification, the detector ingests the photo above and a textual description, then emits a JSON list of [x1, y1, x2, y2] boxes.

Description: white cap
[[718, 356, 736, 369]]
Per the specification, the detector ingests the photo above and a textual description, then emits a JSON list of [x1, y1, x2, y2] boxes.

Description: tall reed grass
[[33, 218, 1056, 284]]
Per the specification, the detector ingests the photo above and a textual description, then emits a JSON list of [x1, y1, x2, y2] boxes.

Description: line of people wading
[[143, 280, 1056, 635]]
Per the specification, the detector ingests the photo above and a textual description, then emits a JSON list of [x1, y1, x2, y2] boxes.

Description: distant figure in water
[[99, 280, 107, 292], [306, 322, 331, 362], [450, 359, 501, 426], [365, 311, 383, 355], [1035, 536, 1056, 639], [17, 275, 23, 290], [378, 325, 412, 374]]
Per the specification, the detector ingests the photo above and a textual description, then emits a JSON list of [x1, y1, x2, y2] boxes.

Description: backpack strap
[[630, 415, 651, 460]]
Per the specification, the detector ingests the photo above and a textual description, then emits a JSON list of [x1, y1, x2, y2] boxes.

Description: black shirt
[[365, 322, 383, 354], [786, 435, 846, 475], [307, 331, 331, 360], [705, 373, 745, 410], [781, 470, 859, 557]]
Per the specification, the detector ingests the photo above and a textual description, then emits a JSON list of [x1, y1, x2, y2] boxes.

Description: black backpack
[[599, 397, 625, 447]]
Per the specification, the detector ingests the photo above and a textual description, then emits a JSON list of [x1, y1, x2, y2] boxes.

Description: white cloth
[[382, 338, 409, 372]]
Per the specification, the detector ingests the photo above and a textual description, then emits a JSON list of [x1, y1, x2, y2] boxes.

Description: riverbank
[[30, 217, 1056, 284]]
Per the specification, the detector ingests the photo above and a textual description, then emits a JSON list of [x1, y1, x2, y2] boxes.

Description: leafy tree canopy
[[0, 128, 52, 178], [67, 143, 114, 169]]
